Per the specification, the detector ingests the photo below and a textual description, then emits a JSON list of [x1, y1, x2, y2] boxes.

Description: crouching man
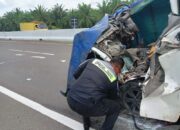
[[67, 57, 124, 130]]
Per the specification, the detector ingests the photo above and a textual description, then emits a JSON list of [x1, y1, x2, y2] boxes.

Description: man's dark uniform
[[67, 59, 121, 130]]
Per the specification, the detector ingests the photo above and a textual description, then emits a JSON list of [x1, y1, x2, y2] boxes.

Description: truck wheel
[[122, 81, 142, 115]]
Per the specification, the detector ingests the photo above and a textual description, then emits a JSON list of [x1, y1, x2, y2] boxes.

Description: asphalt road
[[1, 40, 179, 130], [0, 40, 82, 130]]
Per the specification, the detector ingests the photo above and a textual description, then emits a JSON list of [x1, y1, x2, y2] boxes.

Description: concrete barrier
[[0, 28, 87, 42]]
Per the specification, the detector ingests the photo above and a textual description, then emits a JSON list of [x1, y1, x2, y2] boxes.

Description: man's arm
[[73, 60, 90, 79], [108, 81, 120, 99], [60, 59, 90, 97]]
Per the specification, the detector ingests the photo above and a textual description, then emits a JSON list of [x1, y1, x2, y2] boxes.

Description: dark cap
[[110, 56, 124, 68]]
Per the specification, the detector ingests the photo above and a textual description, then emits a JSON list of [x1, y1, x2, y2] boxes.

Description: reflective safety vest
[[92, 59, 117, 83], [68, 59, 118, 106]]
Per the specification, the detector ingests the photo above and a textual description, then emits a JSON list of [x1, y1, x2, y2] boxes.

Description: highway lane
[[0, 40, 82, 130], [0, 40, 178, 130], [0, 92, 71, 130]]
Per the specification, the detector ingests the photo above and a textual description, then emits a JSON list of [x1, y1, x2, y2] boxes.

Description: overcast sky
[[0, 0, 104, 16]]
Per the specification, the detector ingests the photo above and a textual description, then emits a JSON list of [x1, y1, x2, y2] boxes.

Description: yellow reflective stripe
[[92, 59, 116, 82]]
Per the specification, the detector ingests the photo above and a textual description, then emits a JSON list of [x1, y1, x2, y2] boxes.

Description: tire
[[121, 80, 142, 115]]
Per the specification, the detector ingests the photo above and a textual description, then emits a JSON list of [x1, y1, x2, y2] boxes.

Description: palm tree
[[50, 4, 68, 28], [97, 0, 112, 17], [77, 3, 94, 28], [0, 17, 9, 31], [0, 0, 136, 31], [20, 11, 34, 22], [31, 5, 48, 22], [110, 0, 134, 13], [1, 8, 24, 31], [97, 0, 134, 17]]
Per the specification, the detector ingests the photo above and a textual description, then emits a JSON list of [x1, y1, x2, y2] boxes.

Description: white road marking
[[31, 56, 46, 59], [61, 59, 66, 63], [0, 85, 91, 130], [9, 49, 55, 56], [0, 62, 5, 65], [26, 78, 32, 81], [16, 54, 24, 56]]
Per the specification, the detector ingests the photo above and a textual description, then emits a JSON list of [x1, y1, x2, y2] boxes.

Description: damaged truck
[[67, 0, 180, 126]]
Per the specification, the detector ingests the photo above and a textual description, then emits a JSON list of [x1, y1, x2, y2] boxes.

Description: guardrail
[[0, 28, 87, 42]]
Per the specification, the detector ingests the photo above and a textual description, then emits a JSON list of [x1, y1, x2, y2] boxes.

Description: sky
[[0, 0, 104, 16]]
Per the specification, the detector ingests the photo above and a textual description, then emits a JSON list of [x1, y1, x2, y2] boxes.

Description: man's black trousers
[[67, 96, 121, 130]]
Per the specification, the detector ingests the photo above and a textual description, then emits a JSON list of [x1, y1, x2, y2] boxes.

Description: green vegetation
[[0, 0, 134, 31]]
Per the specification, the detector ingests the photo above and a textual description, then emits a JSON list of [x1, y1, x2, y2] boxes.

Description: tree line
[[0, 0, 134, 31]]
